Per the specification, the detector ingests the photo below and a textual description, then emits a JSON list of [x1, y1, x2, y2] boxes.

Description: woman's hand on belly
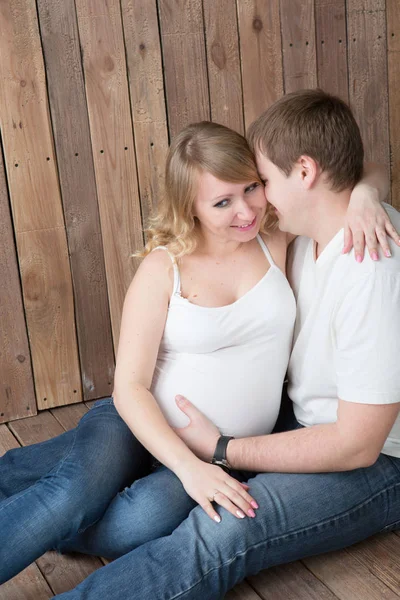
[[175, 460, 258, 523], [173, 394, 220, 461]]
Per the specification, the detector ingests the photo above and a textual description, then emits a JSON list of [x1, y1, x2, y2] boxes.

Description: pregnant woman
[[0, 120, 394, 583]]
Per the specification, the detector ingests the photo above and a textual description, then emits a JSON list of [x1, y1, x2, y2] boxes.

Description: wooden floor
[[1, 404, 400, 599]]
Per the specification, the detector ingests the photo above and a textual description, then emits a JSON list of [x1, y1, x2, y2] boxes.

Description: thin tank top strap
[[256, 234, 276, 267], [152, 246, 181, 295]]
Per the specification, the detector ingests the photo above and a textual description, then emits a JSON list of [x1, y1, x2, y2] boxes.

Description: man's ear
[[298, 155, 319, 189]]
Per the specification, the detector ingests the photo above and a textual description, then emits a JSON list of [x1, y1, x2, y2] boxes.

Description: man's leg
[[0, 399, 151, 583], [59, 465, 197, 558], [55, 453, 400, 600]]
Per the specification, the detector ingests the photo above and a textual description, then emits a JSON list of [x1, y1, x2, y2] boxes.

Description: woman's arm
[[113, 250, 256, 522]]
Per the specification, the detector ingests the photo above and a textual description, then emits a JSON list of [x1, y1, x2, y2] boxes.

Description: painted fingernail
[[251, 500, 259, 509], [371, 252, 378, 261], [248, 509, 256, 518], [356, 255, 362, 263], [236, 510, 246, 519], [214, 515, 221, 523], [385, 249, 392, 257]]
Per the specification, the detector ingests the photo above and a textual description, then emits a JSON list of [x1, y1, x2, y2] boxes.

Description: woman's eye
[[214, 198, 230, 208], [245, 182, 260, 193]]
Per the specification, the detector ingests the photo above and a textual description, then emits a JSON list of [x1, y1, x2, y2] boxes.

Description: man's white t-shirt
[[287, 204, 400, 458]]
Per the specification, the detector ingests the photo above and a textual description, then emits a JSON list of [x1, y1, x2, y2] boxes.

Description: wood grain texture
[[158, 0, 210, 137], [0, 0, 82, 409], [75, 0, 144, 348], [249, 561, 338, 599], [18, 228, 81, 409], [347, 533, 400, 596], [304, 544, 399, 599], [237, 0, 283, 129], [121, 0, 169, 224], [36, 0, 115, 400], [8, 409, 65, 444], [50, 402, 89, 430], [203, 0, 244, 133], [387, 0, 400, 209], [224, 581, 262, 599], [36, 551, 103, 595], [0, 423, 20, 454], [280, 0, 317, 93], [0, 563, 53, 600], [315, 0, 349, 102], [347, 0, 390, 175], [0, 132, 36, 423]]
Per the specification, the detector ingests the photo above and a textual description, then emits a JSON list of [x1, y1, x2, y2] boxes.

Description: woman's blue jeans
[[0, 399, 152, 583]]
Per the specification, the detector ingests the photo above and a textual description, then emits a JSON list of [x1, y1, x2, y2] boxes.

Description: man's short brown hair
[[247, 89, 364, 191]]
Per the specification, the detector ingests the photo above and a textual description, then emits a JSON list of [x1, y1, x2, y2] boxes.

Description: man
[[57, 90, 400, 599]]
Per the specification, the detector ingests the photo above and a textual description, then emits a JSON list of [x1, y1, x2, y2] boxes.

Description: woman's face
[[193, 171, 266, 244]]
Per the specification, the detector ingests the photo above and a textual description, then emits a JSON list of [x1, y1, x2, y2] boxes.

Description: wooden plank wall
[[0, 0, 398, 422]]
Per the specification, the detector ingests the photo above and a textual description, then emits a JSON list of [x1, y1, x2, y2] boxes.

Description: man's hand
[[174, 395, 220, 461]]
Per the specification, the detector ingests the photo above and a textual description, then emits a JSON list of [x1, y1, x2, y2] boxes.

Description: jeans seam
[[168, 479, 400, 600]]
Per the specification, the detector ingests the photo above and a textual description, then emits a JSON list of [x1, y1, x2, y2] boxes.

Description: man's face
[[255, 151, 308, 235]]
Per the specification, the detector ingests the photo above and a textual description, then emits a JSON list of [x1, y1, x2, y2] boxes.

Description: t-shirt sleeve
[[333, 272, 400, 405]]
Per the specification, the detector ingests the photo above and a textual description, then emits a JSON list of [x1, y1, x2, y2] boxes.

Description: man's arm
[[226, 400, 400, 473]]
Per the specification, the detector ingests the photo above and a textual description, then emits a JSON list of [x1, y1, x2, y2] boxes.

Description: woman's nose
[[237, 200, 255, 220]]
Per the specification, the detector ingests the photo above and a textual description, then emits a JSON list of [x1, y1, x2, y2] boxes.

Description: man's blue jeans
[[55, 450, 400, 600], [0, 399, 151, 583]]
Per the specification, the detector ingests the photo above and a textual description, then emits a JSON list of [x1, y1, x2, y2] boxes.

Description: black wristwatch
[[211, 435, 234, 472]]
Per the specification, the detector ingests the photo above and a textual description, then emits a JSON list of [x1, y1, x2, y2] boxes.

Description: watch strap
[[211, 435, 234, 468]]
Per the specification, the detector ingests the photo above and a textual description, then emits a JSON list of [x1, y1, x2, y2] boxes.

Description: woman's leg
[[60, 465, 197, 558], [0, 399, 151, 584]]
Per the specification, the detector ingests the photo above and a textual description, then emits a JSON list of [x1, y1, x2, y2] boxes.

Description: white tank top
[[150, 235, 296, 437]]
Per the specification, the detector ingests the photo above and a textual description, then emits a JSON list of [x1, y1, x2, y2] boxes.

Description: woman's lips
[[232, 216, 257, 231]]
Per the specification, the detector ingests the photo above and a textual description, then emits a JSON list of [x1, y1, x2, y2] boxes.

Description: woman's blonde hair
[[138, 121, 276, 258]]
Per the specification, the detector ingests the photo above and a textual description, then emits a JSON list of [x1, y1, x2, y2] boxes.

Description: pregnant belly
[[151, 352, 283, 438]]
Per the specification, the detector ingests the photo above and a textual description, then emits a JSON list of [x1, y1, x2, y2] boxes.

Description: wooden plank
[[347, 533, 400, 596], [0, 563, 53, 600], [203, 0, 244, 133], [0, 423, 20, 454], [36, 0, 115, 401], [248, 561, 338, 599], [347, 0, 390, 175], [0, 0, 82, 410], [36, 551, 103, 595], [8, 410, 65, 445], [280, 0, 317, 93], [304, 546, 400, 600], [50, 402, 88, 431], [225, 580, 263, 599], [237, 0, 283, 129], [387, 0, 400, 209], [315, 0, 349, 102], [75, 0, 144, 348], [0, 130, 36, 423], [121, 0, 169, 225], [158, 0, 210, 137]]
